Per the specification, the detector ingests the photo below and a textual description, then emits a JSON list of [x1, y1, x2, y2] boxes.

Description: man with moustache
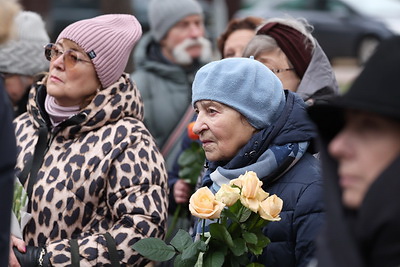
[[131, 0, 212, 151]]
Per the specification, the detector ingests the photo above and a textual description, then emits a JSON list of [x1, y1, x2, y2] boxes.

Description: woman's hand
[[9, 235, 25, 267], [173, 179, 191, 204]]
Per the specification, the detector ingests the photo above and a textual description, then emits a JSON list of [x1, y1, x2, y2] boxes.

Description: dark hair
[[217, 16, 264, 58]]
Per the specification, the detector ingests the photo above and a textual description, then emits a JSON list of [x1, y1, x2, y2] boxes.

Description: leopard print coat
[[13, 73, 168, 266]]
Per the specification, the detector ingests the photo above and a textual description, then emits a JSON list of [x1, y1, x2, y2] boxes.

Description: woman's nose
[[328, 129, 352, 160], [51, 53, 65, 70], [192, 114, 207, 135]]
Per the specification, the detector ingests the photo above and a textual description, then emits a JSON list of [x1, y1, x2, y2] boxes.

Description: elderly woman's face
[[193, 100, 257, 162], [328, 111, 400, 209], [255, 48, 300, 92], [46, 39, 100, 107]]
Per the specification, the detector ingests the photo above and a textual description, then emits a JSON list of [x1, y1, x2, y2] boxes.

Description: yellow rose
[[258, 194, 283, 221], [189, 187, 226, 219], [241, 171, 263, 198], [230, 175, 244, 188], [231, 171, 269, 212], [240, 188, 270, 213], [215, 184, 240, 207]]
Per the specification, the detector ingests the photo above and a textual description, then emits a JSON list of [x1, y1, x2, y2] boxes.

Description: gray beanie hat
[[148, 0, 203, 42], [192, 57, 286, 130], [0, 11, 50, 76]]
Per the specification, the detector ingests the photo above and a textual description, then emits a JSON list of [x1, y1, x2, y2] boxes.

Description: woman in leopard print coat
[[10, 15, 168, 267]]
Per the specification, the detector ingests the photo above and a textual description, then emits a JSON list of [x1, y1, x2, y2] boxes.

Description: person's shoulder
[[283, 153, 322, 184], [282, 155, 324, 212]]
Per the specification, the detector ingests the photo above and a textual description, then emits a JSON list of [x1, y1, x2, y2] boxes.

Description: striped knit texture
[[57, 14, 142, 88], [0, 11, 50, 76]]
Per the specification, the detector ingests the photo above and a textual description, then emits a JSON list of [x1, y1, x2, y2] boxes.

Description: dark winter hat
[[257, 22, 313, 79], [192, 57, 285, 130], [148, 0, 203, 42], [308, 36, 400, 139]]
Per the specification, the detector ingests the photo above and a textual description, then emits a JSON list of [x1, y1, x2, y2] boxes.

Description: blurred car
[[235, 0, 400, 64]]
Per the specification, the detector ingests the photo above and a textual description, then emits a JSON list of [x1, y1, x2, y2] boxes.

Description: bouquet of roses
[[132, 171, 283, 267]]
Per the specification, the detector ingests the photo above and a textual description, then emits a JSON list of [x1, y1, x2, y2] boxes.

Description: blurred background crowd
[[17, 0, 400, 92], [3, 0, 400, 266]]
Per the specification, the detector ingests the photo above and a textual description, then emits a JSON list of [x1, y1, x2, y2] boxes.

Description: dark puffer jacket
[[0, 78, 17, 267], [13, 73, 168, 266], [202, 91, 324, 267], [258, 153, 323, 266]]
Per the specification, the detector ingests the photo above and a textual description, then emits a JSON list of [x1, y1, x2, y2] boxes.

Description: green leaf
[[236, 254, 251, 266], [170, 229, 193, 252], [251, 216, 269, 230], [209, 223, 234, 248], [243, 232, 258, 245], [247, 234, 270, 256], [208, 240, 228, 256], [248, 243, 263, 256], [256, 234, 270, 248], [174, 253, 198, 267], [181, 240, 205, 260], [198, 240, 208, 252], [178, 149, 198, 166], [228, 199, 243, 214], [178, 142, 204, 167], [178, 167, 194, 180], [228, 256, 241, 267], [230, 238, 247, 256], [222, 207, 240, 224], [179, 164, 204, 185], [131, 238, 176, 262], [203, 250, 225, 267], [177, 141, 205, 186], [239, 208, 252, 223]]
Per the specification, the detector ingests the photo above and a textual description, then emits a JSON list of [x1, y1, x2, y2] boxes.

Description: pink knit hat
[[57, 14, 142, 88]]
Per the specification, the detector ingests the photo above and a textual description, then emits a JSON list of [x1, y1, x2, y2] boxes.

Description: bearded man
[[131, 0, 213, 150]]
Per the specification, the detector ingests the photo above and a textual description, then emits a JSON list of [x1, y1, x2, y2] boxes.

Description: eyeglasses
[[269, 68, 295, 74], [44, 43, 92, 69]]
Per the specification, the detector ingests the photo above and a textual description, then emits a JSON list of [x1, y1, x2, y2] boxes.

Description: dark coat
[[0, 77, 16, 266], [315, 140, 400, 267], [203, 91, 325, 266], [308, 36, 400, 267], [258, 153, 323, 267]]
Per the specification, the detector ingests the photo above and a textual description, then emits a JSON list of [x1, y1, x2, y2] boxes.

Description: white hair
[[172, 36, 213, 66]]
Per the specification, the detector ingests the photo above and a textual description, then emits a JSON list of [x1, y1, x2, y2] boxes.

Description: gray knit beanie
[[148, 0, 203, 41], [192, 57, 286, 130], [0, 11, 50, 76]]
